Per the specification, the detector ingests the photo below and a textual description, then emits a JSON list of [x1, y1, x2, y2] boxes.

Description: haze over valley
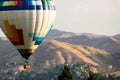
[[0, 29, 120, 75]]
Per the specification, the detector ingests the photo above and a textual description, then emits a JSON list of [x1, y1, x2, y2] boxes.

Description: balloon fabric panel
[[0, 0, 56, 60]]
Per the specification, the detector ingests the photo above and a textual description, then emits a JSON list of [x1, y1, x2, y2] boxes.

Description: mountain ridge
[[46, 29, 120, 54], [47, 29, 109, 39], [0, 39, 118, 73], [0, 29, 120, 73]]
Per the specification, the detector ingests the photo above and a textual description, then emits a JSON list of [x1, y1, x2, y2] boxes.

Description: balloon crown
[[0, 0, 56, 11]]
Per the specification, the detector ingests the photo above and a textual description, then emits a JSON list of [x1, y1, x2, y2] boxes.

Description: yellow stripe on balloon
[[3, 20, 22, 42], [4, 20, 14, 38], [8, 1, 16, 6], [9, 25, 20, 42]]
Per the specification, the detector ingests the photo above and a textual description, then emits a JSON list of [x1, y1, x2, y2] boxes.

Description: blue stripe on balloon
[[35, 41, 42, 45], [43, 5, 48, 10], [28, 33, 34, 37], [0, 5, 56, 11], [36, 5, 42, 10], [0, 0, 37, 1], [29, 5, 36, 10], [28, 33, 45, 45], [28, 1, 33, 5], [53, 6, 56, 10], [41, 0, 48, 10], [33, 37, 45, 41], [33, 37, 45, 45], [48, 6, 52, 10], [0, 0, 15, 1], [0, 6, 39, 11], [0, 0, 56, 11], [46, 24, 54, 36]]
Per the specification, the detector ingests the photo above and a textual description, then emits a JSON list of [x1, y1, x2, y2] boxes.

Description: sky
[[0, 0, 120, 37], [54, 0, 120, 35]]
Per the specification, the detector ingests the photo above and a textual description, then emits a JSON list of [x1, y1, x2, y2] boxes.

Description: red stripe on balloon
[[12, 29, 24, 45], [3, 20, 24, 45], [17, 1, 23, 6]]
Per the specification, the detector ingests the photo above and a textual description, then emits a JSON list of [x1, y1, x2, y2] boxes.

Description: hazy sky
[[54, 0, 120, 35], [0, 0, 120, 37]]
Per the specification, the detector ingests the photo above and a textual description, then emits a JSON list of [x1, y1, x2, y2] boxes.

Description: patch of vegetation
[[58, 64, 72, 80], [0, 63, 120, 80]]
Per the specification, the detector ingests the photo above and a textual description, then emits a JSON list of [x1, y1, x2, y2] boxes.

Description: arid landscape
[[0, 29, 120, 76]]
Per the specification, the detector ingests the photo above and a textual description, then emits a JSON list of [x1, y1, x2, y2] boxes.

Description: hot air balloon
[[0, 0, 56, 70]]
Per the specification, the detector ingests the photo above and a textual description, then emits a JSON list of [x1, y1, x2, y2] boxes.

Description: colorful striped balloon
[[0, 0, 56, 60]]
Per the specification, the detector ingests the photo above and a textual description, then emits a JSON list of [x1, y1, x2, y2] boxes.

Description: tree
[[87, 71, 98, 80], [58, 64, 72, 80]]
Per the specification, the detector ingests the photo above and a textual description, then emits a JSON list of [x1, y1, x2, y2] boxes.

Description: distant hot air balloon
[[0, 0, 56, 70]]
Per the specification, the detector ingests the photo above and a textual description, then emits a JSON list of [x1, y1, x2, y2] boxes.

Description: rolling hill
[[56, 35, 120, 54], [47, 29, 120, 54], [0, 29, 120, 75], [46, 29, 80, 39], [0, 38, 118, 73], [113, 34, 120, 39]]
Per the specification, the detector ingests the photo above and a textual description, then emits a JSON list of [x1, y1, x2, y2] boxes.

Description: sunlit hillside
[[0, 38, 119, 73]]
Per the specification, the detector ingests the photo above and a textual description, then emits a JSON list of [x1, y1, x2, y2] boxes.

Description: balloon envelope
[[0, 0, 56, 60]]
